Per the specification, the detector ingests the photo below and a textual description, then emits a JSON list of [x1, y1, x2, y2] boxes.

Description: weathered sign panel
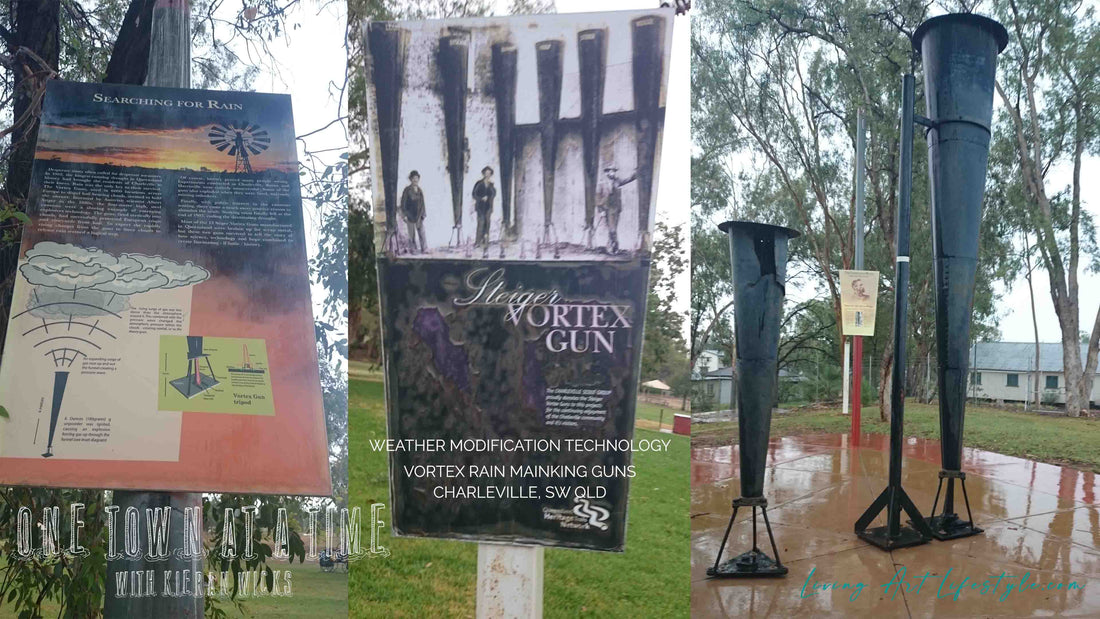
[[366, 8, 674, 550], [0, 81, 330, 495]]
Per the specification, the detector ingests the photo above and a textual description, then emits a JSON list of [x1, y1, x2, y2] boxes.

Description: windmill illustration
[[208, 122, 270, 173]]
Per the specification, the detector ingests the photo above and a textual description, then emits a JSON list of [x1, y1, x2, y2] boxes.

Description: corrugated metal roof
[[971, 342, 1098, 373]]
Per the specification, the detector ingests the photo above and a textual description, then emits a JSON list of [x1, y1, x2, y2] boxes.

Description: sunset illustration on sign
[[35, 119, 290, 173], [12, 241, 208, 457]]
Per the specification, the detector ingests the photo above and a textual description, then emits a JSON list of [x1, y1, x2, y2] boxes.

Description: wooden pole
[[105, 2, 203, 617]]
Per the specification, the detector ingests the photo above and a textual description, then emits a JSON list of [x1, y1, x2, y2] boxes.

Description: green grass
[[693, 400, 1100, 472], [349, 359, 383, 381], [0, 558, 344, 619], [226, 559, 348, 618], [349, 379, 689, 618], [635, 401, 681, 429]]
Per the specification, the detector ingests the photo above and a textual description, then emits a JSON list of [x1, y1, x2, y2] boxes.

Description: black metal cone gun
[[367, 23, 408, 251], [439, 29, 470, 247], [536, 40, 562, 258], [914, 13, 1007, 541], [42, 371, 69, 458], [853, 70, 936, 551], [631, 16, 664, 251], [491, 43, 517, 238], [577, 29, 606, 249], [708, 221, 798, 578]]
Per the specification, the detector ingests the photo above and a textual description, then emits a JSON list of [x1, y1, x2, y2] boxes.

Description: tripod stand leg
[[709, 506, 739, 575], [761, 506, 784, 568]]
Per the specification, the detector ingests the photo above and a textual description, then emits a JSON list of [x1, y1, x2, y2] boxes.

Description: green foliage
[[0, 488, 109, 619], [985, 0, 1100, 413], [642, 222, 690, 394], [691, 0, 1012, 418]]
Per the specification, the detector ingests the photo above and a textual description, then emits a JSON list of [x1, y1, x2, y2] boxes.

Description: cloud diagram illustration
[[10, 241, 210, 459], [19, 242, 209, 317]]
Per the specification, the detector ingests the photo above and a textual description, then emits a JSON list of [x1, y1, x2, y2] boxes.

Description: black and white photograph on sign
[[366, 9, 670, 260]]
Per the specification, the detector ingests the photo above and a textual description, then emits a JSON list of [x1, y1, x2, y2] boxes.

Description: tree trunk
[[1059, 313, 1085, 417], [103, 0, 157, 85], [1023, 234, 1041, 409], [6, 1, 61, 199], [878, 338, 893, 421], [0, 0, 62, 356]]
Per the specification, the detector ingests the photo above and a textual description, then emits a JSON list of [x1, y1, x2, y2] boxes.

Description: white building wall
[[967, 369, 1100, 404], [693, 350, 721, 376]]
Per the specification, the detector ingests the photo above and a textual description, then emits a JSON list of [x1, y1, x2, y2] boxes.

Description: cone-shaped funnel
[[631, 16, 665, 248], [708, 220, 798, 579], [491, 43, 518, 235], [916, 13, 1007, 541], [367, 23, 409, 233], [721, 220, 799, 498], [578, 29, 606, 238], [536, 40, 563, 230], [42, 371, 69, 458], [438, 29, 470, 231]]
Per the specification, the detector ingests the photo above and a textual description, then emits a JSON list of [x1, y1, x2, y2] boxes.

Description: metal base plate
[[856, 524, 931, 551], [706, 550, 788, 578], [919, 514, 984, 541], [169, 375, 219, 398]]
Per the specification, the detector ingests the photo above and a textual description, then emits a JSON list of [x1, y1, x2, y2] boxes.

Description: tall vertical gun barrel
[[367, 23, 409, 239], [631, 15, 665, 251], [707, 221, 799, 578], [577, 28, 606, 247], [535, 39, 563, 255], [438, 28, 471, 237], [914, 14, 1007, 541], [491, 43, 518, 237], [42, 371, 69, 458]]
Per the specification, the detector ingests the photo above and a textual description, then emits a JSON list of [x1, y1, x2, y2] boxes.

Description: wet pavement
[[691, 433, 1100, 617]]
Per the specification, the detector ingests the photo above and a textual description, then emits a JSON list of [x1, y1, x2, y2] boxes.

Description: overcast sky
[[256, 1, 348, 346], [700, 4, 1100, 347]]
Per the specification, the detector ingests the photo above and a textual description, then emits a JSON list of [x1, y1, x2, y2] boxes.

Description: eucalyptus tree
[[691, 0, 1010, 418], [988, 0, 1100, 416]]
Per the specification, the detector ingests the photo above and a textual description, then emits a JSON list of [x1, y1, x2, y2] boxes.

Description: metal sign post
[[853, 71, 934, 551], [851, 109, 866, 443], [476, 545, 545, 618]]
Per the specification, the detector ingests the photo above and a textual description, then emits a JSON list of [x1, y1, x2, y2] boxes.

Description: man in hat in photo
[[472, 165, 497, 251], [597, 164, 637, 253], [400, 170, 427, 253]]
